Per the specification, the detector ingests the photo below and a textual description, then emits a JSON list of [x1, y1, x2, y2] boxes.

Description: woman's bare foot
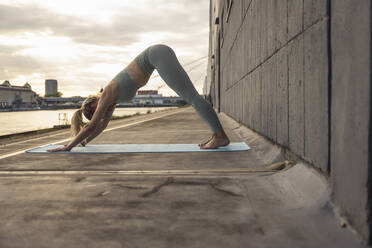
[[198, 137, 213, 147], [200, 130, 230, 149]]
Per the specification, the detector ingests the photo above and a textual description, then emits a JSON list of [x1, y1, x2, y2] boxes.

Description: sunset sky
[[0, 0, 209, 97]]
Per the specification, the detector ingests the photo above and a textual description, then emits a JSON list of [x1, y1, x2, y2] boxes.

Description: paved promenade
[[0, 107, 367, 248]]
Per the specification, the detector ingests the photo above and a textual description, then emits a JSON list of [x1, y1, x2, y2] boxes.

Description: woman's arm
[[47, 89, 115, 152], [47, 121, 98, 152], [67, 94, 114, 148], [84, 104, 115, 144], [82, 119, 107, 144]]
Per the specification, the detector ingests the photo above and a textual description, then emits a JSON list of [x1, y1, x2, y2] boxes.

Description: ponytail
[[70, 94, 100, 137], [71, 109, 85, 136]]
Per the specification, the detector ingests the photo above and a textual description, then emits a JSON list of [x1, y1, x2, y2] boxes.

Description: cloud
[[0, 4, 140, 45], [0, 44, 44, 77], [0, 1, 209, 96], [0, 2, 208, 46]]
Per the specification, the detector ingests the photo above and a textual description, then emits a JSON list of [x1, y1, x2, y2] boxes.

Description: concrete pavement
[[0, 107, 367, 247]]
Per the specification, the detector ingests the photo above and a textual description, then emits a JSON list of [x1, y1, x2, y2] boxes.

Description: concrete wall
[[210, 0, 329, 171], [330, 0, 371, 242], [208, 0, 371, 243]]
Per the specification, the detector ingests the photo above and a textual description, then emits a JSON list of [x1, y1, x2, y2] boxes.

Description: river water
[[0, 107, 175, 136]]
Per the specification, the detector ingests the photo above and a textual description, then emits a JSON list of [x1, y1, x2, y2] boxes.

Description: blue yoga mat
[[26, 142, 250, 154]]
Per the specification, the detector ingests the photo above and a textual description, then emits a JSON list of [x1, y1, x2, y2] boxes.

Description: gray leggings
[[148, 44, 222, 133], [114, 44, 223, 133]]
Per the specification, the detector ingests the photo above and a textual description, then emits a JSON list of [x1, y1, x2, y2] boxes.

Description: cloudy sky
[[0, 0, 209, 97]]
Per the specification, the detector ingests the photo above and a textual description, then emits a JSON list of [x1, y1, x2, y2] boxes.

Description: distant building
[[137, 90, 159, 96], [134, 90, 163, 105], [42, 96, 86, 107], [0, 81, 39, 108], [45, 79, 58, 97]]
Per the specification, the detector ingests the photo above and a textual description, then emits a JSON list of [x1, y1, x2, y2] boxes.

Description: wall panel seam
[[225, 16, 329, 92]]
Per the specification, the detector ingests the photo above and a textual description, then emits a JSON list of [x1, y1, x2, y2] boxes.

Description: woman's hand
[[47, 144, 72, 152], [79, 140, 87, 147]]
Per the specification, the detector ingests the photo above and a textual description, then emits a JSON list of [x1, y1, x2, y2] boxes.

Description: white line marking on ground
[[0, 169, 277, 176], [1, 131, 70, 147], [0, 108, 187, 161], [2, 109, 183, 147]]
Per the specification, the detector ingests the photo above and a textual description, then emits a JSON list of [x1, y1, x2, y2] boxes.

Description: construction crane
[[150, 55, 208, 94]]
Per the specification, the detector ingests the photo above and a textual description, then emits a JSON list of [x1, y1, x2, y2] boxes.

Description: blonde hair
[[71, 95, 100, 136]]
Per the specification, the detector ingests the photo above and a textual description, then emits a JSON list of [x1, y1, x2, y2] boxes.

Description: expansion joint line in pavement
[[0, 108, 187, 161], [0, 161, 294, 176], [141, 177, 244, 197]]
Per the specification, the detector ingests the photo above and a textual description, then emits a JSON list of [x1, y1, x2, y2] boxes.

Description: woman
[[48, 44, 229, 152]]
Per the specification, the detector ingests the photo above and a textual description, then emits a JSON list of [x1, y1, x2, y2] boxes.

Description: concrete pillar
[[330, 0, 372, 243]]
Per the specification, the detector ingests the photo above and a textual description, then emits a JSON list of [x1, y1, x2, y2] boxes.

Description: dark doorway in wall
[[217, 31, 221, 113]]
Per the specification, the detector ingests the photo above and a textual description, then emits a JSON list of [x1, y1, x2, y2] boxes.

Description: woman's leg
[[148, 44, 229, 148]]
